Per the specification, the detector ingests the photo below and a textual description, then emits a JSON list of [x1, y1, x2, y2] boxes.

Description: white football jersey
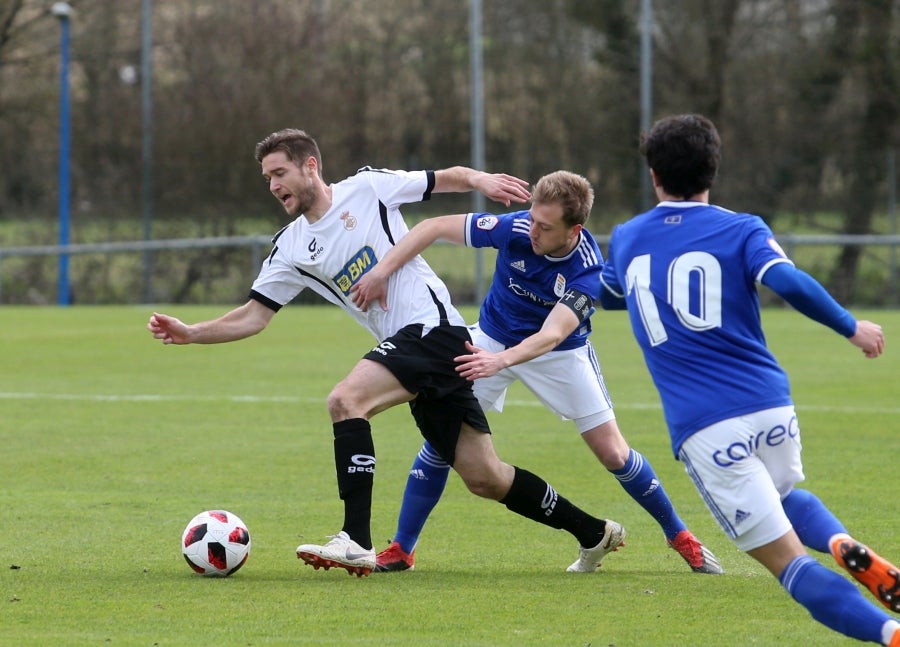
[[250, 167, 465, 341]]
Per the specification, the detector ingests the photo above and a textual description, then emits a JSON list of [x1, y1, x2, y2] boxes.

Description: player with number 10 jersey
[[599, 202, 795, 455]]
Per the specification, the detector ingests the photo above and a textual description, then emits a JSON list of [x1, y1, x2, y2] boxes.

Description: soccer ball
[[181, 510, 251, 576]]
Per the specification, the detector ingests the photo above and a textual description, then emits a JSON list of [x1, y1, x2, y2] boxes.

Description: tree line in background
[[0, 0, 897, 304]]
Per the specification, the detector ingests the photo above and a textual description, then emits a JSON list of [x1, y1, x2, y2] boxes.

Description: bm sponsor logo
[[334, 246, 377, 295]]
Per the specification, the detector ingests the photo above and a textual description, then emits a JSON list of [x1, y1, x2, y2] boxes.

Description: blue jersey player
[[599, 114, 899, 645], [352, 170, 722, 575]]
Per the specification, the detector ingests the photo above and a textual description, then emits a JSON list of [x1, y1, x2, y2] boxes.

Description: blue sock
[[393, 441, 450, 554], [780, 554, 891, 642], [610, 449, 686, 541], [782, 489, 847, 553]]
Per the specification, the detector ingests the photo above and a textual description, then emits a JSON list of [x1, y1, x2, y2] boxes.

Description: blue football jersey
[[599, 201, 795, 454], [467, 211, 601, 350]]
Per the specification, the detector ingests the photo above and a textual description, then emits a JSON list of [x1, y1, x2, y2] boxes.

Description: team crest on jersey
[[767, 237, 788, 258], [476, 216, 498, 230], [553, 273, 566, 297], [334, 246, 377, 295], [340, 211, 357, 231]]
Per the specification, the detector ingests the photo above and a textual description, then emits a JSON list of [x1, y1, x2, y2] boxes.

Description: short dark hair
[[532, 170, 594, 227], [254, 128, 324, 178], [640, 114, 720, 199]]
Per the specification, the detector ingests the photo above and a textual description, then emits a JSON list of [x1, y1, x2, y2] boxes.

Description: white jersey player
[[147, 128, 626, 578]]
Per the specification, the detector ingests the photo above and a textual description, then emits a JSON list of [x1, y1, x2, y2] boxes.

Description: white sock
[[828, 531, 852, 548]]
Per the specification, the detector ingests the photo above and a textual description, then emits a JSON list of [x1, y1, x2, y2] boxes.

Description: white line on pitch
[[0, 392, 898, 414]]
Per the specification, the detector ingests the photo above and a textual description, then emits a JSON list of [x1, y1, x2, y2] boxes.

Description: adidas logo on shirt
[[510, 259, 526, 272]]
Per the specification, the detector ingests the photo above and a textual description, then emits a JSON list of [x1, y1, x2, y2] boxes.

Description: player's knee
[[326, 384, 356, 420], [457, 463, 509, 500], [596, 446, 630, 470], [583, 424, 630, 469], [461, 475, 503, 500]]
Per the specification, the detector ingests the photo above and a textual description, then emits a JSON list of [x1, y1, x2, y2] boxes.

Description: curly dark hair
[[640, 114, 720, 199]]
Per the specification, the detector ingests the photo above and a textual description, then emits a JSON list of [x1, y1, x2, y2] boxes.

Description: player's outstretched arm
[[147, 300, 275, 345], [455, 303, 580, 380], [434, 167, 531, 207], [351, 214, 467, 312], [761, 263, 884, 358]]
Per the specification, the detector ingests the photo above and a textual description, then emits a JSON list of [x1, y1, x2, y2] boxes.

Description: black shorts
[[363, 323, 491, 465]]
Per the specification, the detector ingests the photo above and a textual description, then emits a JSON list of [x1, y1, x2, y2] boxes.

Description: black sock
[[499, 466, 606, 548], [332, 418, 374, 549]]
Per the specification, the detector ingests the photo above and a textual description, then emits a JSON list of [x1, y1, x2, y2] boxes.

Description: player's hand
[[454, 341, 507, 380], [350, 268, 389, 312], [472, 172, 531, 207], [147, 312, 191, 345], [849, 320, 884, 358]]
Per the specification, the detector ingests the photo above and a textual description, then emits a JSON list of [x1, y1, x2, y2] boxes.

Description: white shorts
[[468, 323, 615, 433], [678, 405, 805, 551]]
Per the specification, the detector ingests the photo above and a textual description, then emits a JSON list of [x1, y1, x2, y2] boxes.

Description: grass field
[[2, 305, 898, 646]]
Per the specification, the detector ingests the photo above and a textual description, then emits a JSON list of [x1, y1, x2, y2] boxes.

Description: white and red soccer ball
[[181, 510, 251, 576]]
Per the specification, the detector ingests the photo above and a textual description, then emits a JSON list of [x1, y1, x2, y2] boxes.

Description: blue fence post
[[53, 2, 73, 306]]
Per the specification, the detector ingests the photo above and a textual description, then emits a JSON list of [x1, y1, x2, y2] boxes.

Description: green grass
[[2, 305, 898, 646]]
